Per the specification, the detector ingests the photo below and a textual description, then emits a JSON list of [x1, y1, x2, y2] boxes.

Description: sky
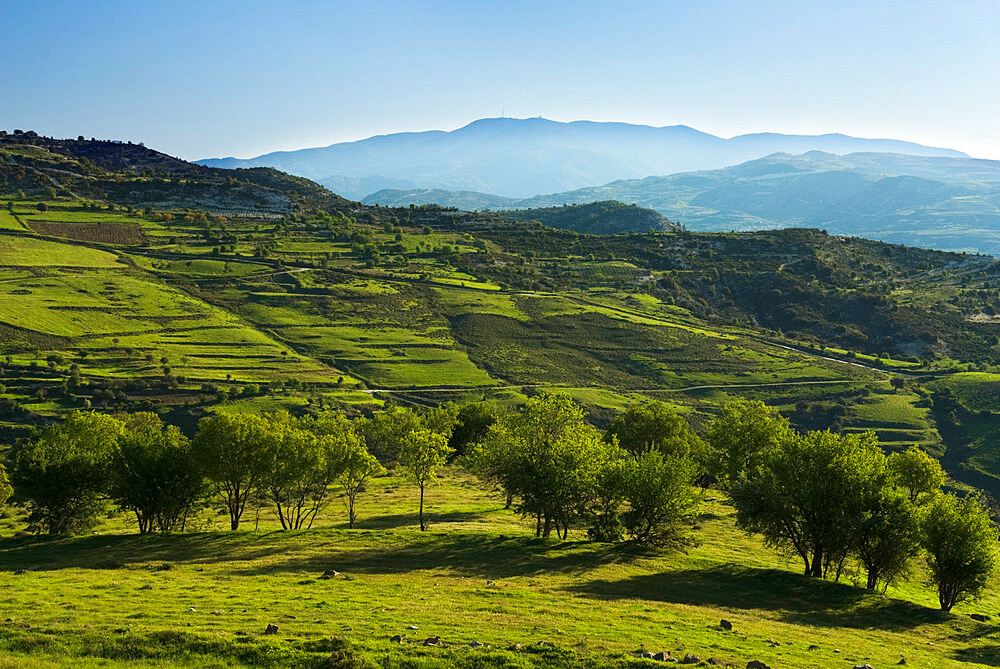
[[2, 0, 999, 161]]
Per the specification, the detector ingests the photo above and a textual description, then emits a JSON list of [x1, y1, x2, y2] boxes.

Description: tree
[[290, 411, 379, 529], [889, 445, 945, 503], [472, 393, 618, 538], [11, 411, 121, 535], [920, 492, 1000, 611], [0, 463, 12, 507], [35, 202, 47, 212], [731, 430, 883, 578], [194, 413, 277, 530], [109, 412, 205, 534], [400, 428, 452, 531], [259, 413, 345, 530], [354, 406, 424, 463], [706, 399, 792, 486], [337, 437, 385, 528], [854, 485, 920, 590], [448, 401, 497, 457], [606, 401, 705, 460], [617, 451, 699, 546]]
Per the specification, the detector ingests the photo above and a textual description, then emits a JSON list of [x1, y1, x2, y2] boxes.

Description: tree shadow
[[233, 533, 643, 578], [0, 532, 291, 571], [0, 530, 645, 580], [951, 646, 1000, 666], [565, 564, 947, 631], [332, 510, 488, 530]]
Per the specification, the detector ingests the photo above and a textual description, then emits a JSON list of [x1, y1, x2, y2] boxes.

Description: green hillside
[[4, 134, 1000, 667]]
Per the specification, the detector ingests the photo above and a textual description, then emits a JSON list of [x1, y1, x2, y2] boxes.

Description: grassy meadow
[[2, 468, 1000, 668]]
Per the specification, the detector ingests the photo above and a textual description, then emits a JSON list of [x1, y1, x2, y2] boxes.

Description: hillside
[[498, 201, 680, 234], [0, 131, 351, 214], [196, 117, 965, 198], [5, 134, 1000, 666], [366, 151, 1000, 255], [4, 135, 1000, 497]]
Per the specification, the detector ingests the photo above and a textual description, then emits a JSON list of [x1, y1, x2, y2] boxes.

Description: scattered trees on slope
[[921, 492, 1000, 611]]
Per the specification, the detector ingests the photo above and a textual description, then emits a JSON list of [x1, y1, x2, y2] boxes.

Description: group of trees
[[467, 394, 701, 545], [3, 405, 465, 536], [1, 394, 996, 612], [712, 400, 998, 611]]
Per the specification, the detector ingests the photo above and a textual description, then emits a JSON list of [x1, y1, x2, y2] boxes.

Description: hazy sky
[[3, 1, 998, 161]]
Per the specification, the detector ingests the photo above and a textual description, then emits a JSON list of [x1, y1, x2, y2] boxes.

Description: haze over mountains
[[367, 151, 1000, 256], [198, 117, 966, 199]]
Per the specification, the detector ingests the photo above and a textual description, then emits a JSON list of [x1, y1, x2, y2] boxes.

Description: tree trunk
[[809, 546, 823, 577], [505, 491, 513, 509], [419, 482, 426, 531], [542, 515, 552, 538], [348, 495, 356, 529], [866, 568, 879, 591]]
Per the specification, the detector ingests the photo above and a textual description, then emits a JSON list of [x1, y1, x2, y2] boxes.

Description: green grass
[[0, 236, 123, 268], [0, 468, 995, 668]]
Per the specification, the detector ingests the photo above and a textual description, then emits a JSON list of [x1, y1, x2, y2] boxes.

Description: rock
[[508, 643, 522, 651], [538, 641, 555, 648], [707, 659, 726, 666], [834, 649, 841, 653], [389, 635, 402, 643], [13, 570, 25, 576], [320, 570, 339, 580], [408, 625, 419, 630], [970, 613, 991, 622], [897, 659, 907, 665], [747, 662, 771, 669], [852, 665, 875, 669], [720, 619, 733, 630], [469, 641, 483, 648], [682, 654, 701, 664], [653, 651, 671, 661], [642, 651, 654, 658], [423, 636, 441, 646], [807, 645, 820, 651], [264, 623, 278, 635]]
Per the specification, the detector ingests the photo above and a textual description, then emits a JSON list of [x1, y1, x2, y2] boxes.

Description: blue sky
[[2, 1, 998, 161]]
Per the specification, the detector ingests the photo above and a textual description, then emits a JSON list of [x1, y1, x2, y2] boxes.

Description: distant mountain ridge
[[197, 117, 967, 198], [364, 151, 1000, 255]]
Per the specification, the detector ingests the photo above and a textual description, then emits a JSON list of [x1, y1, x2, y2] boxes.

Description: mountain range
[[366, 151, 1000, 255], [197, 117, 966, 199]]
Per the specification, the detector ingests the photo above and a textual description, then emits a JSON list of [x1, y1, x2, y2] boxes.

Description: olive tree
[[889, 445, 945, 503], [618, 450, 699, 546], [606, 401, 704, 459], [11, 411, 122, 535], [921, 492, 999, 611], [471, 393, 619, 539], [731, 430, 883, 578], [109, 412, 205, 534], [706, 399, 791, 486], [400, 428, 453, 531], [194, 413, 277, 530]]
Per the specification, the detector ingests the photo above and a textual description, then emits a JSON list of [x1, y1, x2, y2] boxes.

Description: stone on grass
[[653, 651, 671, 661], [852, 665, 875, 669], [970, 613, 991, 622], [707, 659, 726, 666], [681, 654, 700, 664], [538, 641, 555, 648], [720, 619, 732, 630], [807, 645, 820, 651], [408, 625, 418, 630], [469, 641, 483, 648], [508, 643, 522, 651], [423, 636, 441, 646], [13, 570, 25, 576], [389, 635, 402, 643], [641, 651, 654, 658], [746, 662, 770, 669], [264, 623, 279, 635]]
